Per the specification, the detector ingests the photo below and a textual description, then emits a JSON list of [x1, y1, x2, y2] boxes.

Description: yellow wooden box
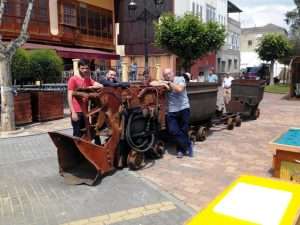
[[186, 175, 300, 225], [269, 128, 300, 179], [269, 128, 300, 155]]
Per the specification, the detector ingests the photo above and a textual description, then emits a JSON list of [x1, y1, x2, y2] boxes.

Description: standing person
[[162, 68, 192, 158], [130, 62, 137, 81], [99, 69, 129, 88], [207, 68, 218, 83], [223, 73, 234, 105], [67, 59, 103, 137]]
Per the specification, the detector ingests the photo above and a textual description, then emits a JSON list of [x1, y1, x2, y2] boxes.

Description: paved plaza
[[0, 130, 192, 225], [0, 92, 299, 225], [138, 93, 300, 211]]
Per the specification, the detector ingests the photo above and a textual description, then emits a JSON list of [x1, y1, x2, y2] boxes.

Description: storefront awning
[[23, 43, 120, 60]]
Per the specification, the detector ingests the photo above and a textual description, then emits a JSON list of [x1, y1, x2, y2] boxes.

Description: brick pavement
[[137, 93, 300, 211], [0, 131, 192, 225], [0, 92, 299, 224]]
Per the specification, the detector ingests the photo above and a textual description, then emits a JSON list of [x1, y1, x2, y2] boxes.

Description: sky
[[230, 0, 296, 29]]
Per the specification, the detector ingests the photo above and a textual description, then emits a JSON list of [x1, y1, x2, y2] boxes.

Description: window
[[4, 0, 49, 21], [79, 6, 87, 34], [3, 0, 49, 34], [63, 3, 77, 26], [38, 0, 48, 21], [234, 59, 238, 69], [228, 59, 232, 71], [221, 61, 226, 73], [200, 6, 202, 20], [217, 58, 221, 72], [77, 5, 113, 39], [192, 2, 195, 15], [248, 40, 253, 47], [206, 4, 216, 22]]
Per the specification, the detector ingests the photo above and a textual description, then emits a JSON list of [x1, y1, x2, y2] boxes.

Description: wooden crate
[[269, 128, 300, 181], [14, 92, 32, 125], [31, 91, 64, 122], [273, 150, 300, 180]]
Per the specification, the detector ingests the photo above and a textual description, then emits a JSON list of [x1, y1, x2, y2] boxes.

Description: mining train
[[49, 79, 265, 185]]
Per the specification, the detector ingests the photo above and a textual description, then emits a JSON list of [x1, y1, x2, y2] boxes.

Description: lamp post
[[128, 0, 164, 80]]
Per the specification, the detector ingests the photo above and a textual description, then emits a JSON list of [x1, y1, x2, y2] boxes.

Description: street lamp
[[128, 0, 164, 80]]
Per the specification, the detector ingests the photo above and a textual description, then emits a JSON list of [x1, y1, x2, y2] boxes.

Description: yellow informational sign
[[186, 175, 300, 225]]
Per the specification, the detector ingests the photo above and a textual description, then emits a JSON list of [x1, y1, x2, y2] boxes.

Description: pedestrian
[[223, 73, 234, 105], [198, 71, 205, 82], [162, 68, 193, 158], [207, 68, 218, 83], [67, 59, 103, 137], [130, 62, 137, 81], [100, 68, 129, 88]]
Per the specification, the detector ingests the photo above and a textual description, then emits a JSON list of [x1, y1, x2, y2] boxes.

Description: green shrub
[[29, 49, 63, 83], [11, 48, 31, 84]]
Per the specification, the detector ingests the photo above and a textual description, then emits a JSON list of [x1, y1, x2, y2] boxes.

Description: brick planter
[[31, 91, 64, 122]]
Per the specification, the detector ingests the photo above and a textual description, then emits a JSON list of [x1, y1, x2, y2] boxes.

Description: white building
[[174, 0, 241, 77], [240, 24, 287, 77]]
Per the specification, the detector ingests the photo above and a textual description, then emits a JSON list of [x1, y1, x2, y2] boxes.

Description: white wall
[[174, 0, 190, 16], [174, 0, 226, 27]]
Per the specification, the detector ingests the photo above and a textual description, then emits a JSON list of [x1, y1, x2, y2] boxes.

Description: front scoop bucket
[[49, 132, 115, 185]]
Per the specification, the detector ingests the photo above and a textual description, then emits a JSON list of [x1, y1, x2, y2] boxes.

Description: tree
[[285, 0, 300, 36], [154, 13, 226, 71], [11, 49, 31, 85], [256, 33, 292, 85], [284, 0, 300, 61], [29, 49, 63, 83], [0, 0, 34, 131]]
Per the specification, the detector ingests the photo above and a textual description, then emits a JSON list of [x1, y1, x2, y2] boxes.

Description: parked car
[[242, 64, 270, 84]]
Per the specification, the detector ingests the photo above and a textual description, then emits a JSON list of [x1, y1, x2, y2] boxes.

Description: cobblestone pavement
[[0, 110, 71, 139], [137, 93, 300, 211], [0, 131, 192, 225], [0, 92, 299, 224]]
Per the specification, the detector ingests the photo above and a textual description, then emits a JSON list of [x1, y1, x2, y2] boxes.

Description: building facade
[[240, 23, 287, 74], [216, 1, 241, 77], [1, 0, 119, 71], [116, 0, 241, 80]]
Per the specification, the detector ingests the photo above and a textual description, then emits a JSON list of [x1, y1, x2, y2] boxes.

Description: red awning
[[23, 43, 120, 60]]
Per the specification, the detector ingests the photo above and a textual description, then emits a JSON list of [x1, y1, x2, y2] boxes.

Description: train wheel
[[127, 151, 145, 170], [196, 127, 208, 142], [235, 116, 242, 127], [255, 108, 260, 119], [188, 130, 197, 143], [227, 118, 234, 130], [152, 140, 165, 158]]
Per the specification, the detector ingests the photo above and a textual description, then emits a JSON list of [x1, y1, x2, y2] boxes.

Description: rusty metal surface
[[187, 82, 218, 125], [49, 85, 167, 185], [227, 79, 265, 118]]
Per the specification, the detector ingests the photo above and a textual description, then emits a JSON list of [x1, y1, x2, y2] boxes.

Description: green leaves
[[11, 49, 31, 84], [11, 49, 63, 84], [29, 49, 64, 83], [256, 33, 292, 62], [285, 0, 300, 36], [154, 13, 226, 70]]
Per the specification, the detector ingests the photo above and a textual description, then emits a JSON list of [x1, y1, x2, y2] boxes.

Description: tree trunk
[[0, 0, 34, 131], [269, 61, 275, 85], [0, 57, 15, 131]]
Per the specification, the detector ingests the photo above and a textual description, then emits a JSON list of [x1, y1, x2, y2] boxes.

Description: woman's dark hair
[[176, 72, 190, 83], [182, 73, 190, 83]]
